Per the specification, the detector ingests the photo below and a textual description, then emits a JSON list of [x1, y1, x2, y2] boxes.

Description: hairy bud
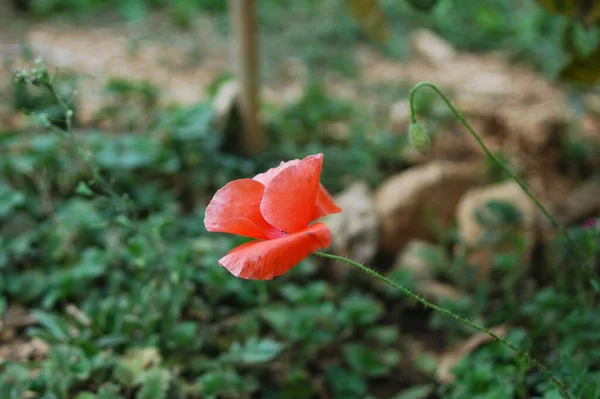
[[408, 122, 431, 156]]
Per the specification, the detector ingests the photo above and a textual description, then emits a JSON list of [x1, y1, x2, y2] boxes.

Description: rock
[[0, 338, 49, 363], [418, 281, 465, 303], [375, 161, 480, 253], [583, 93, 600, 117], [436, 325, 508, 383], [392, 240, 448, 281], [455, 180, 537, 277], [324, 182, 379, 279], [504, 101, 570, 151], [581, 115, 600, 146], [324, 121, 350, 142], [390, 100, 411, 133], [556, 177, 600, 225], [410, 29, 456, 66]]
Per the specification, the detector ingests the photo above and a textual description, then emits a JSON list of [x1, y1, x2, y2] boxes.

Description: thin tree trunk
[[229, 0, 264, 154]]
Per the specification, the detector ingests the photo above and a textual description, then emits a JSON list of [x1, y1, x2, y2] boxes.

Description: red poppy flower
[[204, 153, 342, 280]]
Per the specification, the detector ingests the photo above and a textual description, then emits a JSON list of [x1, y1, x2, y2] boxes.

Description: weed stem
[[315, 251, 571, 399], [409, 81, 600, 292]]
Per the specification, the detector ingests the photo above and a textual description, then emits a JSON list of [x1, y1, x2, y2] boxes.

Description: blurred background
[[1, 0, 599, 398]]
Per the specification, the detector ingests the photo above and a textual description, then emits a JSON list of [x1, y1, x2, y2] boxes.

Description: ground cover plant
[[1, 0, 600, 398]]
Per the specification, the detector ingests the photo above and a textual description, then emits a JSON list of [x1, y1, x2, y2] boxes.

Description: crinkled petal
[[260, 154, 323, 233], [219, 222, 331, 280], [253, 159, 300, 186], [204, 179, 282, 240], [313, 183, 342, 219]]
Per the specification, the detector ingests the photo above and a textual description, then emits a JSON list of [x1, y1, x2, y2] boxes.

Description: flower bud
[[13, 69, 29, 84], [408, 122, 431, 156], [30, 66, 50, 87]]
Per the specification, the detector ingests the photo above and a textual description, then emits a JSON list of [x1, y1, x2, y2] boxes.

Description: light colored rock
[[504, 101, 570, 150], [411, 29, 456, 66], [436, 325, 508, 383], [324, 121, 350, 142], [583, 93, 600, 116], [324, 182, 379, 279], [556, 178, 600, 224], [455, 180, 537, 277], [581, 115, 600, 145], [390, 100, 411, 133], [418, 281, 465, 303], [375, 161, 480, 253], [392, 240, 448, 281]]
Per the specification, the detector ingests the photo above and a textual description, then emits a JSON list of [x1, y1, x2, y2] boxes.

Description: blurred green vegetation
[[2, 0, 600, 398], [14, 0, 600, 80], [2, 67, 599, 397]]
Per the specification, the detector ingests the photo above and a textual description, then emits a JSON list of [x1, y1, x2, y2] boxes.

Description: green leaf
[[0, 180, 26, 219], [46, 345, 92, 380], [474, 200, 523, 231], [227, 338, 284, 365], [169, 321, 200, 347], [325, 365, 367, 399], [279, 281, 329, 304], [32, 310, 71, 342], [365, 326, 399, 345], [543, 389, 564, 399], [536, 0, 600, 25], [261, 306, 289, 334], [196, 368, 256, 397], [339, 294, 384, 327], [0, 364, 30, 399], [391, 384, 435, 399], [280, 369, 314, 399], [96, 384, 125, 399], [75, 181, 95, 197], [115, 347, 162, 387], [559, 42, 600, 83], [0, 296, 6, 315], [590, 277, 600, 293], [342, 343, 400, 377], [136, 368, 170, 399], [406, 0, 439, 11]]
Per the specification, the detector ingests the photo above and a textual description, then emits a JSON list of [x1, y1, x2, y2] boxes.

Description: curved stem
[[409, 81, 599, 291], [315, 251, 571, 399]]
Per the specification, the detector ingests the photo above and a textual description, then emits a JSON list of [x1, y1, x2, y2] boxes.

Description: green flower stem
[[315, 251, 570, 399], [409, 81, 600, 291], [45, 83, 129, 215]]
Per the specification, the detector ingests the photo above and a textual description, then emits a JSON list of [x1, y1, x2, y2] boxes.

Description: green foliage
[[13, 0, 600, 82], [24, 0, 227, 21], [0, 71, 419, 398], [382, 0, 600, 79], [267, 79, 408, 192], [4, 21, 600, 397], [559, 131, 599, 178]]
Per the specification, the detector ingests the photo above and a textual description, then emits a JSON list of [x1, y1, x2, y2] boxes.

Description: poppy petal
[[204, 179, 282, 240], [260, 154, 323, 233], [313, 183, 342, 219], [253, 159, 300, 186], [219, 222, 331, 280]]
